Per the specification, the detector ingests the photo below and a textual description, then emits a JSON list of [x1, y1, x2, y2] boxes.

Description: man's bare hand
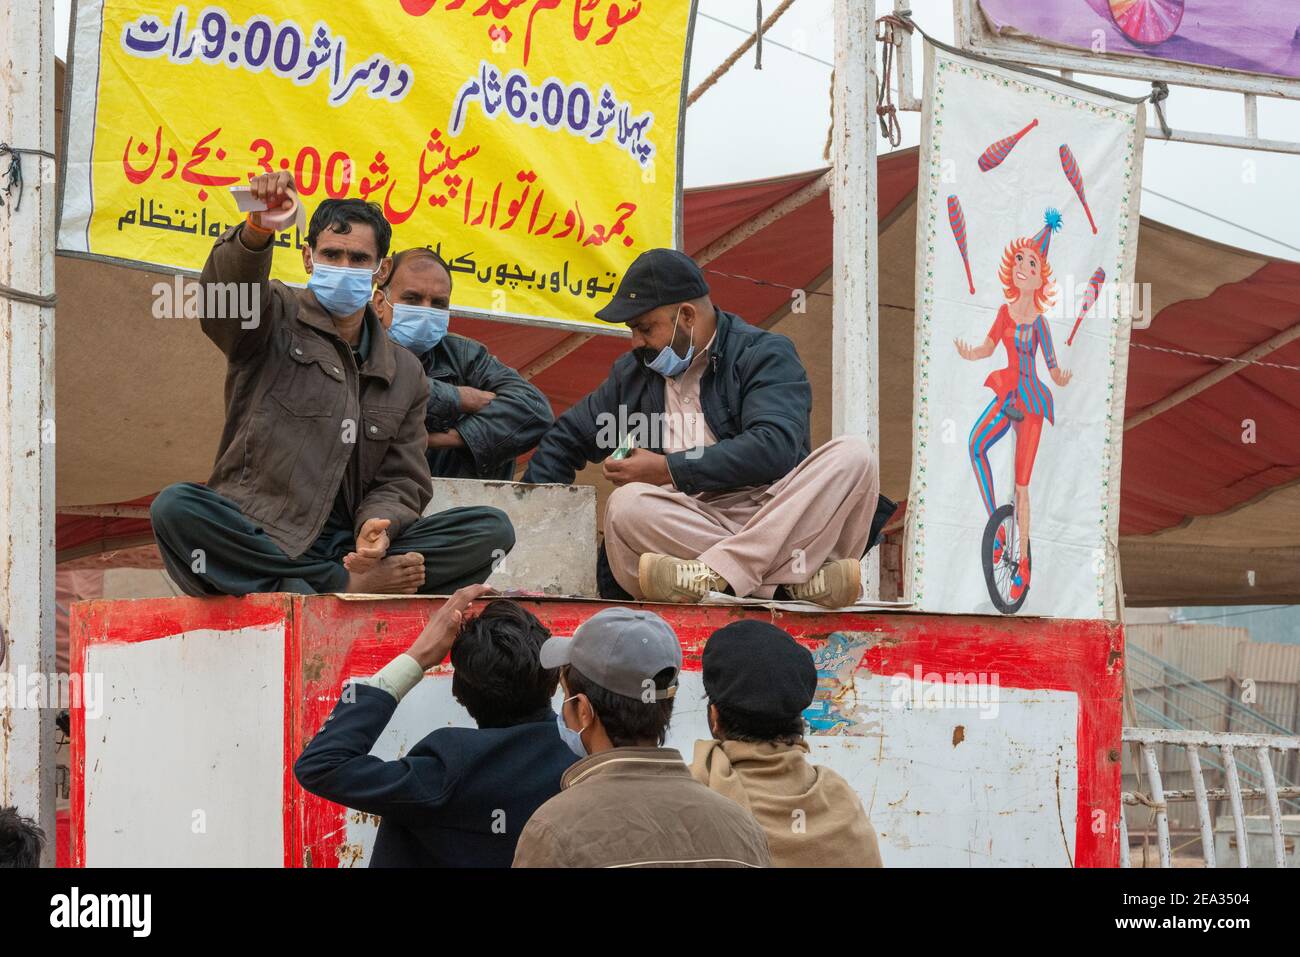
[[457, 387, 496, 414], [407, 583, 495, 669], [427, 429, 465, 449], [603, 448, 672, 488], [249, 171, 296, 213], [241, 171, 297, 248], [347, 518, 391, 574]]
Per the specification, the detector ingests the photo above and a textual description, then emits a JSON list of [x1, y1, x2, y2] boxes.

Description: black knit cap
[[702, 620, 818, 721]]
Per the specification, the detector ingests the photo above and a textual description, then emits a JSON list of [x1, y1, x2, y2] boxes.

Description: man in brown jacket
[[512, 607, 770, 868], [690, 620, 883, 867], [149, 172, 514, 596]]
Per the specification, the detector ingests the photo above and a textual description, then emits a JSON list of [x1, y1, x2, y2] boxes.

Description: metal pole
[[1185, 745, 1217, 868], [0, 0, 57, 865], [831, 0, 880, 597], [1139, 742, 1172, 868]]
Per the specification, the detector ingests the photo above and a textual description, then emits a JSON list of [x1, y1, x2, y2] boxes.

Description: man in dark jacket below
[[512, 607, 770, 868], [295, 584, 575, 867], [522, 247, 882, 608], [372, 248, 553, 480], [691, 620, 883, 868], [149, 172, 514, 596]]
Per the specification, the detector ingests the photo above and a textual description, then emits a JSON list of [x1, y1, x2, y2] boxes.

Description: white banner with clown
[[903, 43, 1145, 619]]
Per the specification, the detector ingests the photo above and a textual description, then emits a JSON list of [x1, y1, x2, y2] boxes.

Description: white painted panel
[[338, 669, 1078, 868], [84, 626, 285, 867]]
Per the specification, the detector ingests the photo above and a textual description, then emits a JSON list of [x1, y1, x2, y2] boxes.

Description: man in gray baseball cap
[[513, 607, 770, 868]]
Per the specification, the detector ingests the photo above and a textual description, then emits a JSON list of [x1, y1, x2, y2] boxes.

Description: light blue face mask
[[385, 297, 450, 354], [307, 252, 381, 317], [556, 696, 588, 758], [644, 308, 695, 378]]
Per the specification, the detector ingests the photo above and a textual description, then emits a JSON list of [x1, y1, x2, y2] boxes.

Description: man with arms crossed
[[371, 247, 553, 480]]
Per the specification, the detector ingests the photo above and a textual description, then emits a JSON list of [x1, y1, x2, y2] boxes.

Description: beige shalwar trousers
[[603, 435, 880, 599]]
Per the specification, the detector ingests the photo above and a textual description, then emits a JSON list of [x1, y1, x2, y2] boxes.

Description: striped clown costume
[[967, 209, 1063, 518]]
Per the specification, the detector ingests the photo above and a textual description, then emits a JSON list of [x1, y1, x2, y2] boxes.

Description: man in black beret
[[522, 247, 892, 608], [690, 619, 883, 867]]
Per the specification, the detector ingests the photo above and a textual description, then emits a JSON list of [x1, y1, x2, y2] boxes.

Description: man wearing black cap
[[511, 607, 771, 868], [691, 620, 883, 868], [522, 247, 887, 608]]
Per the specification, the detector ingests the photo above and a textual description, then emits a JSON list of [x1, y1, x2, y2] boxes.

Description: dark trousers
[[150, 482, 515, 597]]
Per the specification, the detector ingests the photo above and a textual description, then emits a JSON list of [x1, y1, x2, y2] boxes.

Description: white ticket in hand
[[229, 185, 306, 232]]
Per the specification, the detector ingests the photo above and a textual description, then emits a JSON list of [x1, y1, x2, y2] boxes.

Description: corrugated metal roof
[[1126, 624, 1249, 681], [1234, 643, 1300, 684]]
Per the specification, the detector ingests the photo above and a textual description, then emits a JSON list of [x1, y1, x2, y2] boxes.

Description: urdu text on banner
[[58, 0, 696, 330]]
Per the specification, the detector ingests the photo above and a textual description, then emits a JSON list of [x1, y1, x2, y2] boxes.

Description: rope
[[1150, 82, 1173, 138], [0, 143, 56, 214], [1130, 340, 1300, 373], [0, 144, 59, 307], [0, 281, 56, 307], [703, 266, 914, 312], [1126, 791, 1168, 812], [688, 0, 798, 107], [823, 68, 835, 162], [1142, 186, 1300, 256], [703, 269, 1298, 374], [895, 14, 1152, 106], [875, 13, 912, 148]]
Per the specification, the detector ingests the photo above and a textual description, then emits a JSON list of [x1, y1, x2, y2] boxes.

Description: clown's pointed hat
[[1030, 208, 1063, 259]]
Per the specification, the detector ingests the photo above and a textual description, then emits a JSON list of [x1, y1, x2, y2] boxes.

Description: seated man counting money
[[522, 248, 888, 607]]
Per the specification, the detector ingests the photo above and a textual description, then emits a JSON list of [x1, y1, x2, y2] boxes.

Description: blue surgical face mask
[[556, 695, 588, 758], [643, 308, 695, 378], [307, 251, 381, 317], [385, 295, 450, 354]]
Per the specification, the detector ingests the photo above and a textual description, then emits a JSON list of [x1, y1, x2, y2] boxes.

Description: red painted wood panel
[[70, 595, 1123, 867]]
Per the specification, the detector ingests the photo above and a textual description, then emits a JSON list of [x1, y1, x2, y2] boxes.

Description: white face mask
[[556, 695, 589, 757]]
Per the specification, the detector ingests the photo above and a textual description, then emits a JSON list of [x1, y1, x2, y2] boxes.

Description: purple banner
[[977, 0, 1300, 80]]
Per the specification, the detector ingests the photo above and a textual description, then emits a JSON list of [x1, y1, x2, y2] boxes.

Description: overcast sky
[[57, 0, 1300, 260]]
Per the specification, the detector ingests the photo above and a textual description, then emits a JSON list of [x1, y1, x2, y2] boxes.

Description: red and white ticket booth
[[71, 594, 1123, 867]]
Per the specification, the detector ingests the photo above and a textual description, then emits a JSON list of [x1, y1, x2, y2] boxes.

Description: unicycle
[[981, 448, 1030, 614]]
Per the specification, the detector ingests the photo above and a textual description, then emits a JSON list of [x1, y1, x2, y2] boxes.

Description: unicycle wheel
[[982, 504, 1029, 614]]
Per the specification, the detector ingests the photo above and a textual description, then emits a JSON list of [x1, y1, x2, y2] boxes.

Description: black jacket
[[294, 683, 573, 867], [522, 310, 812, 491], [421, 333, 554, 480]]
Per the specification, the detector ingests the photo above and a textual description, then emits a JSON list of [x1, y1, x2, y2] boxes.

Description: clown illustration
[[953, 209, 1074, 604]]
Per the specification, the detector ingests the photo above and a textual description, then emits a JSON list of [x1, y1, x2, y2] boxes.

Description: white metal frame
[[950, 0, 1300, 155], [1120, 727, 1300, 868]]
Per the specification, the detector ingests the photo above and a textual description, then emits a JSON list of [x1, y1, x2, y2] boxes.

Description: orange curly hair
[[999, 238, 1056, 313]]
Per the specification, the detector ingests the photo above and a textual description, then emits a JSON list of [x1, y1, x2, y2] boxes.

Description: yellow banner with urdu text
[[59, 0, 694, 329]]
